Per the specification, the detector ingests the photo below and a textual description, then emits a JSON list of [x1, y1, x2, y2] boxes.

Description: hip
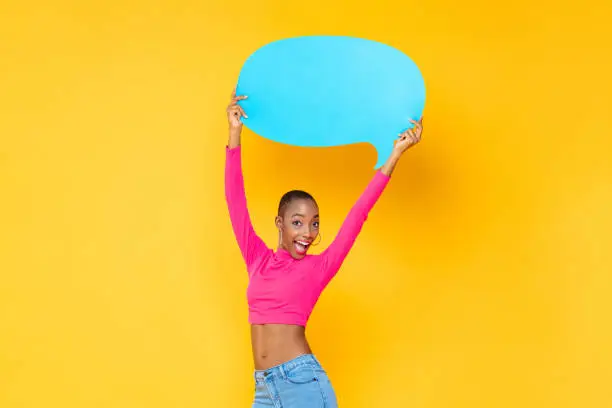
[[252, 354, 338, 408]]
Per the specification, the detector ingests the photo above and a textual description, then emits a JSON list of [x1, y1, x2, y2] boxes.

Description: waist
[[254, 354, 322, 381], [251, 324, 312, 370]]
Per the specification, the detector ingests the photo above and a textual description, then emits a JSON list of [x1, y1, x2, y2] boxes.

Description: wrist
[[390, 150, 403, 161], [227, 126, 242, 148]]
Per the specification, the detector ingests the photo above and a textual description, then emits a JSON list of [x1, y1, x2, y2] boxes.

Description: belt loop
[[279, 362, 287, 380]]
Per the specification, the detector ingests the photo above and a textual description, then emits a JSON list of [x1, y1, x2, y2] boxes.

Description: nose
[[304, 228, 316, 239]]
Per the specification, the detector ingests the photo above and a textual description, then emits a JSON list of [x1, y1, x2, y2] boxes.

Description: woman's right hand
[[226, 89, 248, 130]]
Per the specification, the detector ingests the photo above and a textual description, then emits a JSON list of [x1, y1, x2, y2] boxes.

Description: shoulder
[[247, 246, 273, 274]]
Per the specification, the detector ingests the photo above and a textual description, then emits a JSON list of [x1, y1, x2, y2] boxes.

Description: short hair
[[277, 190, 317, 216]]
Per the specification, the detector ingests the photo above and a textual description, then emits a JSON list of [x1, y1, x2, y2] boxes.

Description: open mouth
[[294, 240, 311, 255]]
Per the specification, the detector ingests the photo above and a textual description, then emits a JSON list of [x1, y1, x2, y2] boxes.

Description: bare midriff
[[250, 324, 312, 370]]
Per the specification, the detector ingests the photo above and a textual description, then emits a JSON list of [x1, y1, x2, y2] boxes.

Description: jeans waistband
[[254, 354, 321, 382]]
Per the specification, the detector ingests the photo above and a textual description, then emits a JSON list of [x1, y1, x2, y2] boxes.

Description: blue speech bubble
[[236, 35, 425, 169]]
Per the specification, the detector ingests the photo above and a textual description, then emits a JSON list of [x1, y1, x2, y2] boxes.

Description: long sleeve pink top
[[225, 145, 390, 326]]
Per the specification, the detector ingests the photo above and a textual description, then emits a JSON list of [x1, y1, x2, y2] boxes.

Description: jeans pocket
[[284, 365, 318, 385]]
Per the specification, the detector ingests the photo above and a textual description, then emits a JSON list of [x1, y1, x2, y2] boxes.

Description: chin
[[292, 252, 307, 260], [286, 245, 308, 259]]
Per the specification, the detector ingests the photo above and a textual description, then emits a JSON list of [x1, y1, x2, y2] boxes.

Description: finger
[[233, 95, 248, 102], [228, 108, 240, 118], [231, 88, 236, 100], [409, 119, 422, 130], [238, 105, 248, 118]]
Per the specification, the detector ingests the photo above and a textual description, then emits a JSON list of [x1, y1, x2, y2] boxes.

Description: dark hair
[[277, 190, 317, 216]]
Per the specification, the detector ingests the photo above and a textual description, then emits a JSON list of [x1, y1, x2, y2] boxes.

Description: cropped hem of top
[[249, 315, 308, 327], [225, 144, 390, 327]]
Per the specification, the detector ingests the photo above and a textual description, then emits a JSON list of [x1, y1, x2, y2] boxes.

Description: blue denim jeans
[[252, 354, 338, 407]]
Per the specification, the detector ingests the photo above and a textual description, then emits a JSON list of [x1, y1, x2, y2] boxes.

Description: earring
[[311, 233, 322, 246]]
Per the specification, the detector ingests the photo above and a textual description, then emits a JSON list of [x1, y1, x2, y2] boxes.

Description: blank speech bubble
[[236, 35, 426, 169]]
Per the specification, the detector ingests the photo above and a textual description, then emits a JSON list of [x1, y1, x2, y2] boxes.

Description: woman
[[225, 90, 423, 407]]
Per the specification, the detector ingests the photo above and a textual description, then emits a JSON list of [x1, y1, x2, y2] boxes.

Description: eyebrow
[[292, 213, 319, 218]]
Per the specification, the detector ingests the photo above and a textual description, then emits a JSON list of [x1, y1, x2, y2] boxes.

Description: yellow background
[[1, 0, 611, 407]]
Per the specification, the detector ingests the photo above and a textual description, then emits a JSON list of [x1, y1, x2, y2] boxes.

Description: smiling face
[[275, 193, 320, 260]]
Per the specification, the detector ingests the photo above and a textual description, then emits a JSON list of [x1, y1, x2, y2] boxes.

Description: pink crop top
[[225, 145, 390, 326]]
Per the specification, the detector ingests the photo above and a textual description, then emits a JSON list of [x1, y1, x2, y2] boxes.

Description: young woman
[[224, 90, 423, 407]]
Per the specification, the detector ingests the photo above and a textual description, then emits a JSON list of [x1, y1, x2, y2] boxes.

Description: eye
[[292, 220, 302, 227], [313, 221, 319, 228]]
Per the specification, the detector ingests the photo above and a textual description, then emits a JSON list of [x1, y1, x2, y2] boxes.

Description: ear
[[275, 216, 283, 230]]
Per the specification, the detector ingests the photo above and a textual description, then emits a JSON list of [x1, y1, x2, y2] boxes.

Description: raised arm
[[225, 91, 268, 268], [320, 117, 424, 283], [319, 170, 389, 277]]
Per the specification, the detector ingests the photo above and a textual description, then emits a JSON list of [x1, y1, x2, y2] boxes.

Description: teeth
[[297, 241, 309, 246]]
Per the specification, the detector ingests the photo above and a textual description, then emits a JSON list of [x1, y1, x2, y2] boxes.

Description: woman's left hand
[[393, 117, 423, 155]]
